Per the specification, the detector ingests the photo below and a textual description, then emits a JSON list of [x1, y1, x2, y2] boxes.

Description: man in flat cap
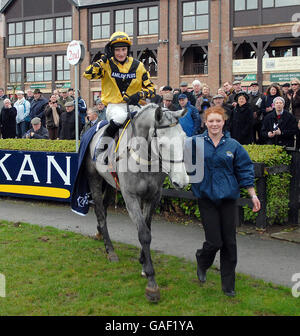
[[227, 80, 243, 107], [173, 81, 196, 108], [58, 88, 73, 113], [58, 101, 82, 140], [248, 82, 264, 143], [23, 117, 49, 139]]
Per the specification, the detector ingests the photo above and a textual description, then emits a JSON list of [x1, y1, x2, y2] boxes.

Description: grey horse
[[85, 103, 189, 302]]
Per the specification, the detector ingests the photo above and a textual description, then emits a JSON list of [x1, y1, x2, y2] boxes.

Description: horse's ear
[[172, 108, 187, 119], [155, 106, 163, 122]]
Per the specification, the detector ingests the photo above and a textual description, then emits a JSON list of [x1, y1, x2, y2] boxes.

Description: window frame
[[25, 56, 52, 83], [234, 0, 258, 11], [7, 16, 72, 48], [91, 11, 111, 40], [9, 58, 22, 84], [56, 55, 70, 81], [114, 8, 134, 36], [182, 0, 209, 32], [138, 6, 159, 36]]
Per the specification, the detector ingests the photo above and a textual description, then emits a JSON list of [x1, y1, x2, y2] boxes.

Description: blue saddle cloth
[[71, 120, 108, 216]]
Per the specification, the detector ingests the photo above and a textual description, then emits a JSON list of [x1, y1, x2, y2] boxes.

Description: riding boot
[[95, 120, 121, 162]]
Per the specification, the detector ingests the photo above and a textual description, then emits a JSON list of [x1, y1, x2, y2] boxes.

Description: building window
[[92, 12, 110, 40], [182, 1, 209, 32], [8, 22, 23, 47], [9, 16, 71, 47], [115, 9, 134, 36], [138, 49, 157, 77], [56, 55, 70, 81], [234, 0, 258, 10], [26, 56, 52, 82], [9, 58, 22, 83], [263, 0, 299, 7], [56, 16, 72, 43], [138, 6, 158, 35]]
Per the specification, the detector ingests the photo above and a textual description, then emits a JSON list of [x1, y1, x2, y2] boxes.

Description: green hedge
[[0, 139, 77, 153], [160, 145, 292, 225], [0, 140, 292, 225]]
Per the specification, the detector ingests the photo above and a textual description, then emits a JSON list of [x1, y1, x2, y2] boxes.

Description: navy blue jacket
[[190, 131, 254, 203], [179, 101, 201, 137], [29, 97, 48, 122]]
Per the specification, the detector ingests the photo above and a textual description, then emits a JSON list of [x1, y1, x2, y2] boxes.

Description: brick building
[[0, 0, 299, 105]]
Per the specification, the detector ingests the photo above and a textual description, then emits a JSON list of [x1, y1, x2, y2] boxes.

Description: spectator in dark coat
[[77, 90, 87, 126], [288, 78, 300, 149], [44, 95, 62, 140], [230, 91, 254, 145], [29, 89, 48, 125], [195, 85, 212, 114], [261, 96, 298, 147], [227, 81, 243, 108], [0, 98, 17, 139], [173, 81, 196, 108], [94, 98, 107, 121], [23, 117, 49, 139], [261, 84, 282, 118], [177, 93, 201, 136], [58, 101, 82, 140], [281, 83, 291, 111], [248, 82, 264, 144]]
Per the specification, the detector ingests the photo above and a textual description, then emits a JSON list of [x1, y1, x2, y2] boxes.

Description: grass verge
[[0, 220, 298, 316]]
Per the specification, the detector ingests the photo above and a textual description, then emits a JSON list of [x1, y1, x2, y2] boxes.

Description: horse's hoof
[[141, 270, 147, 278], [94, 232, 103, 241], [145, 286, 160, 303], [107, 251, 119, 262]]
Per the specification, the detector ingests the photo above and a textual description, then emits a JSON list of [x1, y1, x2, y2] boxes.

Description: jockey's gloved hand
[[92, 51, 108, 63], [123, 91, 144, 105]]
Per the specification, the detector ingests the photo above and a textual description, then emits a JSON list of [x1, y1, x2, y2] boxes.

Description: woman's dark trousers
[[196, 198, 238, 292]]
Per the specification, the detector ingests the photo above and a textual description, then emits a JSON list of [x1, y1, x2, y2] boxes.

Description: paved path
[[0, 198, 299, 288]]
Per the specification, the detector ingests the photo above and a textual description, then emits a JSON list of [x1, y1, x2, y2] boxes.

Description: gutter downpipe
[[167, 0, 170, 85], [219, 0, 222, 88]]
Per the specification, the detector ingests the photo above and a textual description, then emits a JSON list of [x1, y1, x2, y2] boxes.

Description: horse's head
[[152, 106, 189, 189]]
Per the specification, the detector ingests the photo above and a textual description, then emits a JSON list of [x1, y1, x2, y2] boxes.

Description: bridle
[[126, 105, 185, 166]]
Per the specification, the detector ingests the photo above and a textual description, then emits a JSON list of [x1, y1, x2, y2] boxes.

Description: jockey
[[83, 31, 156, 154]]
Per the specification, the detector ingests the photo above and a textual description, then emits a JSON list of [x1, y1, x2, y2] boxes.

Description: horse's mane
[[133, 103, 159, 120], [133, 103, 173, 123]]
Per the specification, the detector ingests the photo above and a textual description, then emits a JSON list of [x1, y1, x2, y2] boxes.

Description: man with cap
[[23, 117, 49, 139], [173, 81, 196, 108], [58, 101, 82, 140], [177, 93, 201, 136], [58, 88, 73, 113], [227, 80, 243, 107], [162, 92, 177, 111], [29, 89, 48, 125], [248, 82, 264, 144], [95, 98, 107, 121], [83, 31, 155, 157], [261, 96, 298, 147], [212, 94, 232, 132]]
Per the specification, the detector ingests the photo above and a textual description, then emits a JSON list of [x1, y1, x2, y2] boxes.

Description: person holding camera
[[261, 96, 298, 147], [44, 95, 62, 140], [83, 31, 155, 158]]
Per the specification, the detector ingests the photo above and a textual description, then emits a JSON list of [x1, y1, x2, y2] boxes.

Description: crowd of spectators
[[0, 79, 299, 150], [153, 79, 300, 149]]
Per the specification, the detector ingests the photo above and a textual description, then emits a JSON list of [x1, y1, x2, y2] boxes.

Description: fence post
[[255, 163, 267, 229], [288, 150, 300, 225]]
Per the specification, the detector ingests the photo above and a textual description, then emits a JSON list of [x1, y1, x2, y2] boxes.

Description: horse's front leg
[[123, 192, 160, 302], [86, 164, 118, 262]]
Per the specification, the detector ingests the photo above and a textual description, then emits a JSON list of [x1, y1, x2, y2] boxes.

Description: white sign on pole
[[67, 40, 85, 65], [67, 40, 85, 153]]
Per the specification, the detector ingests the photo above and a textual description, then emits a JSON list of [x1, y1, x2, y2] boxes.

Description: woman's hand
[[251, 195, 261, 212]]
